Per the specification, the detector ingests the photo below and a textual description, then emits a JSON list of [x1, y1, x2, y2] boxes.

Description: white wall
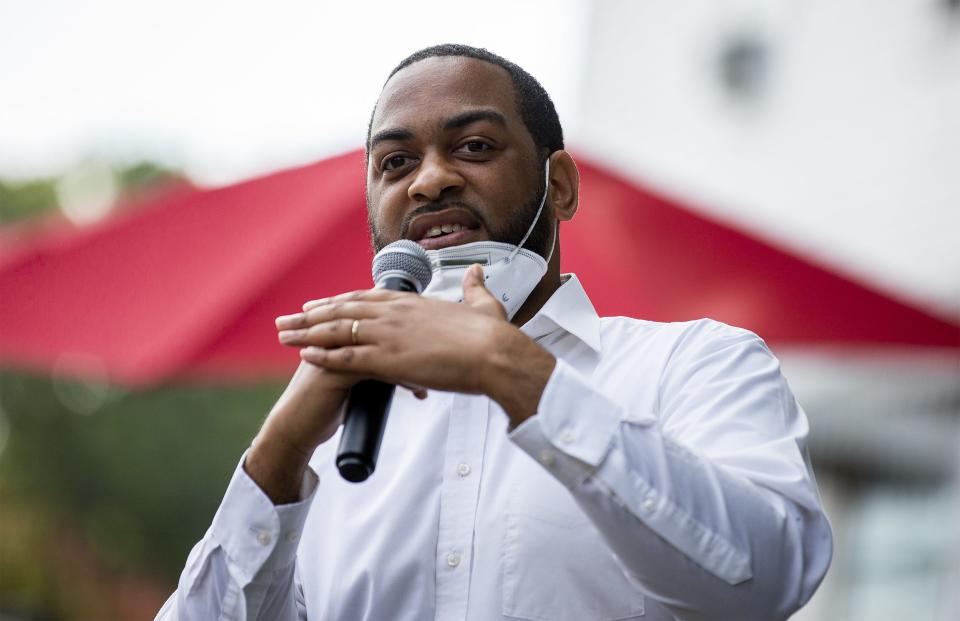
[[575, 0, 960, 318]]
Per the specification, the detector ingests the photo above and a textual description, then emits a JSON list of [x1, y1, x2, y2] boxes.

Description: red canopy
[[1, 149, 956, 385]]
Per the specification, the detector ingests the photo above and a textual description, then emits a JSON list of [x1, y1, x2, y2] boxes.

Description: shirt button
[[446, 552, 462, 568], [456, 463, 471, 477], [538, 449, 556, 467], [560, 430, 576, 444], [641, 497, 657, 514], [256, 530, 272, 546], [286, 531, 299, 543]]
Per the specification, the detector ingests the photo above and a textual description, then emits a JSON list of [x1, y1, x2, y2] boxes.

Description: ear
[[547, 150, 579, 222]]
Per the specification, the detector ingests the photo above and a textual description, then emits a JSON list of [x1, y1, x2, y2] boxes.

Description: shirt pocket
[[501, 485, 645, 621]]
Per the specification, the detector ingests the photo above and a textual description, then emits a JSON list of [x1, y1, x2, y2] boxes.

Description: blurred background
[[1, 0, 958, 619]]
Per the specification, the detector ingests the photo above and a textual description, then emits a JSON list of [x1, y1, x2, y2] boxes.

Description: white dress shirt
[[157, 274, 832, 621]]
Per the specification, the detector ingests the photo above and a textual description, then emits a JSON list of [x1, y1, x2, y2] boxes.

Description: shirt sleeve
[[154, 451, 317, 621], [509, 322, 833, 621]]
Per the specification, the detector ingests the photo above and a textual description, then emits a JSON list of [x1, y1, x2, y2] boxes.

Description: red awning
[[1, 149, 956, 385]]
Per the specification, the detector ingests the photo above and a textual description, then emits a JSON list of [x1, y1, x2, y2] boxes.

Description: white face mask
[[421, 160, 555, 320]]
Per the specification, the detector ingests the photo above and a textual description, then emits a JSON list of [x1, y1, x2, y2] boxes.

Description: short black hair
[[367, 43, 564, 157]]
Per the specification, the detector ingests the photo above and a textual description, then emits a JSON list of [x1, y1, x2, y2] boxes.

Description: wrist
[[244, 427, 313, 505], [482, 324, 556, 428]]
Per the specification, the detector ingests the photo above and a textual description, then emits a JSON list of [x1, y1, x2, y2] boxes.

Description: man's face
[[366, 56, 547, 254]]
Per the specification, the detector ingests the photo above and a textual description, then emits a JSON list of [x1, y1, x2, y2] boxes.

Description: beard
[[367, 162, 553, 259]]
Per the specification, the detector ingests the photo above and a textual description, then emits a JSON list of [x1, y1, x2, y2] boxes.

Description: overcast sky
[[0, 0, 587, 185]]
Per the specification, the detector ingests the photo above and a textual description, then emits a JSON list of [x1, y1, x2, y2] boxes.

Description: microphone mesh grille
[[372, 240, 433, 292]]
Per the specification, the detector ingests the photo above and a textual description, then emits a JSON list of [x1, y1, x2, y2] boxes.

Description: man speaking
[[157, 44, 832, 621]]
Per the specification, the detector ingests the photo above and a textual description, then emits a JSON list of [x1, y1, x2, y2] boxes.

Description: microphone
[[336, 240, 433, 482]]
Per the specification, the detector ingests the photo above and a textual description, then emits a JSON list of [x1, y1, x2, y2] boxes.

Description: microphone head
[[372, 240, 433, 293]]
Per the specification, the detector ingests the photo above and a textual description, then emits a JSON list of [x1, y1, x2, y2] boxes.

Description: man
[[158, 44, 832, 621]]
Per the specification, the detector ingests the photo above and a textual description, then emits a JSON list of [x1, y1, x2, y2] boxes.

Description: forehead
[[371, 56, 526, 139]]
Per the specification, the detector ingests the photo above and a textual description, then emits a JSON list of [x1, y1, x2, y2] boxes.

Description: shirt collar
[[520, 274, 602, 353]]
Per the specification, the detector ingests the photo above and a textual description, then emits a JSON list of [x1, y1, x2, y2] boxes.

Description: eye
[[459, 141, 492, 153], [382, 154, 416, 171]]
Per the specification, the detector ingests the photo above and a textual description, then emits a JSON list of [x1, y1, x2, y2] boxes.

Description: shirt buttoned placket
[[434, 393, 489, 621]]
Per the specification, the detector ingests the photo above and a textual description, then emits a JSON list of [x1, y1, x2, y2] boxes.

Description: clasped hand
[[276, 264, 516, 399]]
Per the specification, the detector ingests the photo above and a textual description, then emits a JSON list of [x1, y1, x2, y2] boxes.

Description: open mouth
[[424, 222, 467, 239], [406, 208, 484, 250]]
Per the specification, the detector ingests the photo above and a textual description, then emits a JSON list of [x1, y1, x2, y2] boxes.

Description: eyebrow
[[368, 109, 508, 151], [369, 128, 415, 151], [443, 109, 507, 131]]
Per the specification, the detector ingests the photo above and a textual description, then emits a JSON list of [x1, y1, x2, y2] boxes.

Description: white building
[[577, 2, 960, 619]]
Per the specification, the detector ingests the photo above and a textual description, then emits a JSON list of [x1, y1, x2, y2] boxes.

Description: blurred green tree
[[0, 160, 185, 225], [0, 178, 58, 224], [0, 371, 284, 619]]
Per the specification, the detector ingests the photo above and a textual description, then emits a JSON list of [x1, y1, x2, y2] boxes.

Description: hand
[[275, 265, 556, 425], [248, 267, 504, 505], [264, 360, 358, 452], [277, 264, 507, 394]]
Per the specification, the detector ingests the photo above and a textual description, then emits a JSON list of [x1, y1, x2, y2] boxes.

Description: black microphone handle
[[337, 380, 396, 482], [335, 275, 418, 482]]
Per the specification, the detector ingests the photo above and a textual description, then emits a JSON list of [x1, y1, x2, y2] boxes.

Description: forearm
[[245, 431, 313, 505], [246, 361, 348, 504], [157, 544, 302, 621], [509, 353, 832, 620], [572, 428, 821, 620], [513, 408, 825, 621]]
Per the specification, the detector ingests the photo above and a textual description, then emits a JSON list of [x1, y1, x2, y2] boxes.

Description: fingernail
[[301, 346, 323, 360], [278, 330, 296, 343]]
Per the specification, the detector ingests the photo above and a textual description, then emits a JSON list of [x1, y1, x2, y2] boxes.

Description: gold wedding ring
[[351, 319, 361, 346]]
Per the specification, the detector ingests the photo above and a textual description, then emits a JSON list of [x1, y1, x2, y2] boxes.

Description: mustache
[[398, 201, 489, 239]]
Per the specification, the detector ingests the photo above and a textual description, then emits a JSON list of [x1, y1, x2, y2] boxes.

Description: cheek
[[368, 184, 407, 236], [478, 162, 533, 212]]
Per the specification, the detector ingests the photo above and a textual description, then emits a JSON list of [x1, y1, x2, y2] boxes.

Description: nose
[[407, 152, 463, 203]]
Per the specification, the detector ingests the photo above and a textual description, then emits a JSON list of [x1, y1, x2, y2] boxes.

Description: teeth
[[425, 223, 465, 238]]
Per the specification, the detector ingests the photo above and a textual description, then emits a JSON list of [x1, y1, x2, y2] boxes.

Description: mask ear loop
[[543, 210, 558, 266], [507, 158, 551, 264]]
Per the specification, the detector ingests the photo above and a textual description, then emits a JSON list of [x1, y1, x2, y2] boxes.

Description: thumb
[[462, 264, 505, 318]]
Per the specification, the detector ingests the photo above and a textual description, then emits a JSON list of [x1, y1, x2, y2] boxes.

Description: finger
[[300, 348, 425, 398], [280, 317, 385, 348], [278, 299, 381, 330], [302, 288, 410, 312], [400, 383, 429, 400], [462, 264, 506, 318], [276, 311, 313, 330], [301, 290, 379, 312], [300, 344, 385, 377]]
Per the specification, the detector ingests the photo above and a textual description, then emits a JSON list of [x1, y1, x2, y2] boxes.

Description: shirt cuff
[[209, 450, 319, 585], [509, 358, 624, 488]]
